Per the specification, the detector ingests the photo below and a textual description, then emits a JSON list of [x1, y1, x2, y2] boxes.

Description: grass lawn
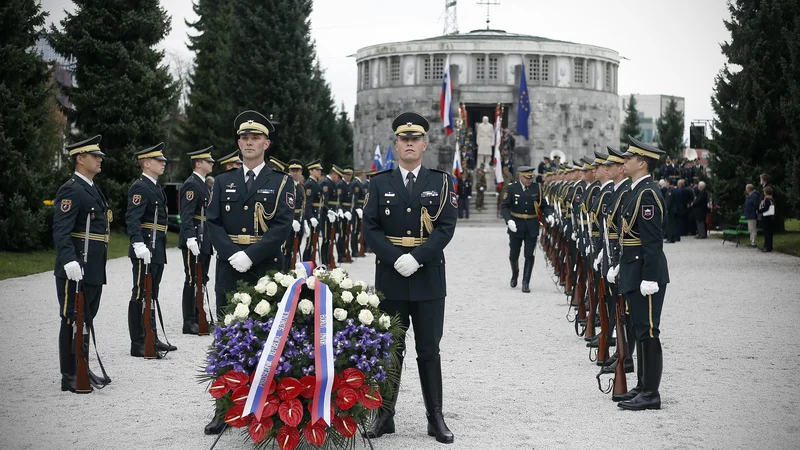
[[0, 230, 179, 281], [715, 219, 800, 257]]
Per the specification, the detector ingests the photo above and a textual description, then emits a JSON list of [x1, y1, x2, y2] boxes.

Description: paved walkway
[[0, 228, 798, 449]]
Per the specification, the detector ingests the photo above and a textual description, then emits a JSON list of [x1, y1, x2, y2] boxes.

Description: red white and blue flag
[[451, 141, 461, 193], [371, 145, 383, 172], [440, 55, 453, 136], [311, 278, 334, 425]]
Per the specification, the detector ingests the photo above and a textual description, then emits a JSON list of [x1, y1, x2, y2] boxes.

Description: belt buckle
[[236, 235, 250, 245], [401, 236, 416, 247]]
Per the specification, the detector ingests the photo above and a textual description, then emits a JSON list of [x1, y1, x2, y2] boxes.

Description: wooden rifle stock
[[344, 221, 352, 263], [143, 271, 157, 359], [575, 258, 587, 319], [565, 243, 573, 293], [596, 277, 609, 362], [328, 224, 336, 269], [73, 288, 91, 393], [612, 295, 628, 396], [358, 220, 365, 257], [291, 236, 299, 267], [196, 260, 209, 335], [311, 229, 319, 264], [586, 267, 597, 339]]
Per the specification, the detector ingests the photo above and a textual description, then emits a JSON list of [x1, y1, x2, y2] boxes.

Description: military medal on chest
[[225, 204, 231, 212], [385, 207, 390, 216]]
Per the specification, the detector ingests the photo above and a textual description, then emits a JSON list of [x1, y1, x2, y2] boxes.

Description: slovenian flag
[[440, 55, 453, 136], [371, 145, 383, 172], [452, 141, 461, 193]]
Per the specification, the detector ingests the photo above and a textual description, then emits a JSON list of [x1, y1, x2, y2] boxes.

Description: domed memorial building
[[353, 29, 621, 171]]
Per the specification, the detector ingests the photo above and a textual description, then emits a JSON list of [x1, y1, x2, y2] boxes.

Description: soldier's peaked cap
[[268, 156, 287, 171], [306, 159, 323, 170], [218, 150, 242, 165], [392, 112, 429, 136], [135, 143, 168, 161], [518, 166, 535, 178], [188, 146, 215, 162], [66, 135, 105, 157], [234, 110, 275, 136], [622, 135, 665, 160], [603, 147, 625, 165], [592, 150, 608, 166], [331, 165, 345, 176], [287, 159, 303, 170]]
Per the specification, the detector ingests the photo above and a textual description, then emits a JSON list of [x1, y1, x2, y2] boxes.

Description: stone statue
[[476, 116, 494, 164]]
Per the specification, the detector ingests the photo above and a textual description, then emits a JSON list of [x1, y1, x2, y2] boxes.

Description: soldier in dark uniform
[[302, 159, 324, 262], [218, 150, 243, 172], [336, 166, 354, 263], [609, 136, 670, 411], [53, 135, 111, 392], [457, 171, 472, 219], [501, 166, 544, 293], [284, 159, 306, 269], [320, 165, 342, 267], [363, 112, 457, 444], [350, 169, 365, 257], [178, 148, 215, 335], [126, 143, 178, 357], [204, 110, 294, 434], [363, 170, 376, 253]]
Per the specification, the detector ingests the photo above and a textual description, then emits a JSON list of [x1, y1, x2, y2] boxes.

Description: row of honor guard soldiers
[[526, 136, 669, 411]]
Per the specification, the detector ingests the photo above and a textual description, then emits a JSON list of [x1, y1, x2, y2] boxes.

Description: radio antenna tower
[[444, 0, 459, 35], [477, 0, 500, 29]]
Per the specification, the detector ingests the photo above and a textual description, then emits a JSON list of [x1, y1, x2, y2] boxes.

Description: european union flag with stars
[[517, 63, 531, 140]]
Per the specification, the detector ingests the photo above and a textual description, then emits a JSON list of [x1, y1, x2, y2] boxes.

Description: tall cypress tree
[[656, 97, 685, 160], [181, 0, 235, 167], [335, 104, 354, 167], [49, 0, 178, 222], [620, 94, 642, 148], [0, 0, 65, 250], [709, 0, 799, 225]]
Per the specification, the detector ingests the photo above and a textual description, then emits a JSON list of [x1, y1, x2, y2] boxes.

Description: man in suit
[[178, 148, 215, 334], [126, 143, 178, 357], [53, 135, 112, 392], [608, 135, 670, 411], [692, 181, 709, 238], [501, 166, 544, 293], [363, 112, 457, 444], [204, 110, 293, 434]]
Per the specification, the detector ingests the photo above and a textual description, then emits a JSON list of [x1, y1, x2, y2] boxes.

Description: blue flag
[[517, 64, 531, 140], [385, 144, 395, 170]]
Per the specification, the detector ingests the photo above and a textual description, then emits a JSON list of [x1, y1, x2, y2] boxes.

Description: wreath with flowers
[[199, 264, 403, 450]]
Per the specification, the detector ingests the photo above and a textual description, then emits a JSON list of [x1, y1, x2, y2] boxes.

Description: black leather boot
[[182, 284, 199, 334], [418, 357, 454, 444], [613, 340, 643, 402], [509, 259, 519, 288], [521, 258, 534, 293], [129, 301, 146, 357], [365, 353, 403, 439], [204, 408, 227, 435], [150, 309, 177, 352], [618, 338, 662, 410], [59, 321, 79, 393]]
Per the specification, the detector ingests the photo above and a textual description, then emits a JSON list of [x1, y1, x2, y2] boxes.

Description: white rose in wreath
[[224, 314, 235, 326], [234, 303, 250, 320], [306, 276, 316, 290], [254, 282, 268, 294], [358, 309, 374, 325], [273, 272, 284, 283], [356, 292, 369, 306], [266, 282, 278, 296], [294, 265, 308, 279], [368, 294, 380, 308], [330, 268, 345, 283], [254, 300, 271, 317], [298, 299, 314, 315], [257, 275, 271, 285], [280, 276, 295, 288], [235, 292, 252, 306], [339, 278, 353, 289], [354, 280, 367, 289], [313, 267, 326, 278], [333, 308, 348, 321], [340, 291, 354, 303], [378, 314, 391, 329]]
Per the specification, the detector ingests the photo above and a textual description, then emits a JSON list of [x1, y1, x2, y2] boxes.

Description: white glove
[[327, 211, 337, 223], [133, 242, 151, 264], [393, 254, 421, 277], [228, 251, 253, 273], [468, 195, 472, 199], [593, 249, 604, 271], [356, 208, 363, 219], [606, 265, 619, 284], [547, 215, 554, 226], [344, 211, 352, 221], [186, 237, 200, 256], [310, 217, 319, 228], [479, 187, 484, 191], [495, 192, 499, 197], [507, 220, 517, 233], [640, 280, 659, 296], [64, 261, 83, 281], [292, 220, 301, 233], [337, 209, 344, 218], [304, 221, 310, 236], [571, 232, 577, 241]]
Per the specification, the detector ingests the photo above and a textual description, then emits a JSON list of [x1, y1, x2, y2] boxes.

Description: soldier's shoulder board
[[372, 169, 393, 177]]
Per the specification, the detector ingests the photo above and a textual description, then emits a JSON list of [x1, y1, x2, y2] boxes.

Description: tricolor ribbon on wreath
[[242, 261, 335, 426]]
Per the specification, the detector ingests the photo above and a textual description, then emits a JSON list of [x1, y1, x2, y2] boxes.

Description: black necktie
[[406, 172, 415, 196], [246, 170, 255, 192]]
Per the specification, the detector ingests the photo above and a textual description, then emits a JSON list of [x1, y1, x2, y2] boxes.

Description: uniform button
[[274, 258, 278, 262], [406, 230, 412, 235], [244, 206, 249, 210], [635, 256, 639, 260], [241, 228, 247, 233], [407, 207, 411, 212], [377, 260, 380, 264]]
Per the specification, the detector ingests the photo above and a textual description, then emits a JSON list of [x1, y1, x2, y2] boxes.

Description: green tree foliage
[[335, 103, 354, 167], [49, 0, 178, 225], [656, 97, 685, 160], [0, 0, 66, 250], [709, 0, 800, 225], [620, 94, 642, 148]]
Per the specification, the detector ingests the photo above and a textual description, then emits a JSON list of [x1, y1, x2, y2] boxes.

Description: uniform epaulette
[[428, 168, 451, 176], [372, 169, 394, 177], [270, 168, 290, 177]]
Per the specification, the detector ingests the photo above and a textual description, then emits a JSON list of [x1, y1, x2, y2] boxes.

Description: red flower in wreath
[[231, 385, 250, 405], [358, 385, 383, 410], [332, 414, 358, 438], [340, 368, 365, 389], [278, 398, 303, 427], [299, 375, 316, 398], [260, 394, 281, 418], [224, 404, 252, 428], [222, 370, 249, 389], [277, 377, 303, 401], [248, 416, 273, 443], [276, 425, 301, 450], [209, 377, 229, 399], [303, 420, 327, 446], [334, 387, 358, 411]]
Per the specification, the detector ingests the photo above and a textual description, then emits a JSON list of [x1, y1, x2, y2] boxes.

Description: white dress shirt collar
[[243, 162, 266, 182], [193, 171, 206, 181], [142, 173, 158, 185], [631, 174, 651, 190], [74, 172, 93, 186], [399, 165, 421, 182]]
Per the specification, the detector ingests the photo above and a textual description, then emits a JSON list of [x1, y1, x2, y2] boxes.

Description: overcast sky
[[42, 0, 731, 139]]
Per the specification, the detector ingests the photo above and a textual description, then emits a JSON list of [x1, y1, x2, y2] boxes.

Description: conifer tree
[[656, 97, 685, 160], [620, 94, 642, 148]]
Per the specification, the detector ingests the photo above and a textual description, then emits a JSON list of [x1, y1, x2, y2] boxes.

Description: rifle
[[73, 215, 92, 393], [196, 205, 209, 336], [583, 209, 597, 342], [610, 294, 629, 396], [593, 216, 611, 364], [358, 218, 365, 257], [344, 220, 352, 263], [143, 207, 158, 359], [328, 219, 337, 269]]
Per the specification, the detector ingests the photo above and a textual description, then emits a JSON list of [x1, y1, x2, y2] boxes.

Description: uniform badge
[[602, 204, 607, 215], [306, 188, 312, 196], [286, 192, 295, 208], [355, 187, 360, 192], [60, 199, 72, 213], [132, 194, 142, 206], [186, 191, 194, 201], [323, 185, 328, 192], [575, 195, 582, 203], [449, 191, 458, 208], [337, 188, 342, 195], [226, 182, 236, 190], [364, 192, 370, 207], [385, 207, 390, 216], [642, 205, 654, 220], [503, 192, 508, 199]]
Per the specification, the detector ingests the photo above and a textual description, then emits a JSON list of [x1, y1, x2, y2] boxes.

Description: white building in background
[[619, 94, 685, 145]]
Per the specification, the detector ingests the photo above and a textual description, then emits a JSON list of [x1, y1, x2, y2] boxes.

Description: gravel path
[[1, 228, 798, 449]]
